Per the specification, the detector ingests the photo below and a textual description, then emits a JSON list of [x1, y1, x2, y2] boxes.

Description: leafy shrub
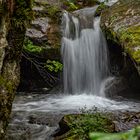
[[23, 39, 43, 53], [44, 60, 63, 73]]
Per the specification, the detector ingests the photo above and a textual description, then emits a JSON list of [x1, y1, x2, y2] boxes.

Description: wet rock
[[105, 77, 140, 100], [26, 28, 48, 46], [55, 111, 140, 140], [26, 0, 62, 48], [101, 0, 140, 76], [32, 17, 49, 33], [28, 114, 62, 126], [101, 0, 140, 91], [114, 112, 140, 132]]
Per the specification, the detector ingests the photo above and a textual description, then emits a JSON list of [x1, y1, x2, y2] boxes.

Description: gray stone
[[32, 17, 50, 33]]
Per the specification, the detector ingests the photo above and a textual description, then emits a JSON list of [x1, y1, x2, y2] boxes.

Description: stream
[[6, 87, 140, 140]]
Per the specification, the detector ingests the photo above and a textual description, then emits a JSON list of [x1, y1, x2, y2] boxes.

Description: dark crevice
[[17, 51, 61, 92]]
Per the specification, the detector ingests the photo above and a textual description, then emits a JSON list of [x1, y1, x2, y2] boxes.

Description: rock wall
[[0, 0, 32, 138]]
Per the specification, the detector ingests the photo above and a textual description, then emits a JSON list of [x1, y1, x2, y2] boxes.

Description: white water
[[99, 0, 118, 6], [62, 8, 109, 95], [13, 93, 131, 113]]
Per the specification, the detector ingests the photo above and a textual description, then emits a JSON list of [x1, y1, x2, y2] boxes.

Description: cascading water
[[61, 8, 109, 95]]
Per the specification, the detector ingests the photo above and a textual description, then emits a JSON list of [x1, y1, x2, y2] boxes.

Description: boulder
[[101, 0, 140, 75], [54, 113, 115, 140]]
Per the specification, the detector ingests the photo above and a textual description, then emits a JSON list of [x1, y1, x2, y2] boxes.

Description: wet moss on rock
[[55, 112, 115, 140], [101, 0, 140, 75]]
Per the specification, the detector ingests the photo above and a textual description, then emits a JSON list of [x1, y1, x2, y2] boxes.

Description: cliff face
[[101, 0, 140, 90], [0, 0, 32, 138]]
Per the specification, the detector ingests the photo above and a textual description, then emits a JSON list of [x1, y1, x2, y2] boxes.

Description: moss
[[133, 50, 140, 64], [120, 26, 140, 46], [46, 5, 61, 22], [0, 76, 15, 138], [95, 3, 108, 17], [58, 112, 114, 140], [101, 0, 140, 69], [11, 0, 34, 29], [0, 76, 14, 94]]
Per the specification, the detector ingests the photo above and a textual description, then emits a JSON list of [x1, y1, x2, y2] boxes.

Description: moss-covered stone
[[101, 0, 140, 75], [55, 113, 115, 140]]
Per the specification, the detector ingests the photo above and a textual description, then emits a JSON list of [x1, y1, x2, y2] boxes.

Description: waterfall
[[61, 7, 109, 96]]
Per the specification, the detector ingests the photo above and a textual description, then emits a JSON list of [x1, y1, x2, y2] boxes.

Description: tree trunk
[[0, 0, 32, 138]]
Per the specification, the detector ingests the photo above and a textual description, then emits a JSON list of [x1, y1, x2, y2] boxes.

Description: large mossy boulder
[[101, 0, 140, 75], [0, 0, 32, 138], [55, 113, 115, 140], [55, 111, 140, 140]]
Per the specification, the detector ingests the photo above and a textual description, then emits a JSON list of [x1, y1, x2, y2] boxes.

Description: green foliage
[[23, 39, 42, 53], [47, 5, 61, 18], [65, 109, 114, 140], [68, 2, 78, 11], [12, 0, 34, 29], [45, 60, 63, 73], [61, 0, 79, 11], [90, 126, 140, 140], [95, 3, 108, 16]]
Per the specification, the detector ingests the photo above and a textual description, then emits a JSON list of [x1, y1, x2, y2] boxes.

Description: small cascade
[[61, 7, 109, 95]]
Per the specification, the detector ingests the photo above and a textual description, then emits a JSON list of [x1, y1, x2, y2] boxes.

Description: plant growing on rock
[[23, 39, 43, 53], [44, 60, 63, 73]]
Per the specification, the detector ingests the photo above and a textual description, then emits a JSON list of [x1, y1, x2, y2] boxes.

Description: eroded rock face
[[0, 0, 32, 138], [101, 0, 140, 75]]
